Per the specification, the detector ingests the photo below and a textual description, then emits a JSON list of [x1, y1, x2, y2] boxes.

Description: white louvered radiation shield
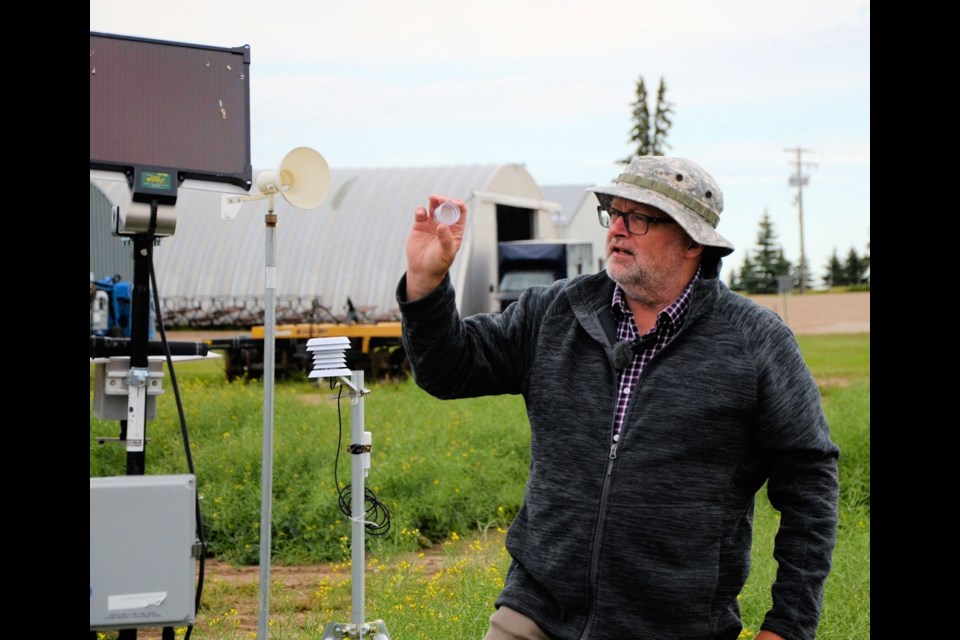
[[307, 336, 352, 379]]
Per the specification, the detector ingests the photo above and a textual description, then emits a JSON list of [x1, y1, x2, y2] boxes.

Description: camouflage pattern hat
[[587, 156, 734, 256]]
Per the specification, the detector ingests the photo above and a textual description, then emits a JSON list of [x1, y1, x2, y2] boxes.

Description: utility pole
[[785, 147, 817, 294]]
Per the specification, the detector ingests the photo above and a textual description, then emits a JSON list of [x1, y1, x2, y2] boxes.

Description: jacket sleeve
[[749, 318, 840, 640], [396, 272, 545, 399]]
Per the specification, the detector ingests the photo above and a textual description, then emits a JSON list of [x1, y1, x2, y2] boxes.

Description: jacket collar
[[566, 263, 725, 347]]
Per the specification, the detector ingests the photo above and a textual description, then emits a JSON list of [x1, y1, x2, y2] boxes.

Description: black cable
[[333, 382, 391, 536], [150, 260, 205, 640]]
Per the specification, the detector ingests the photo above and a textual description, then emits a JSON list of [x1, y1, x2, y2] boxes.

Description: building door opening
[[496, 204, 534, 242]]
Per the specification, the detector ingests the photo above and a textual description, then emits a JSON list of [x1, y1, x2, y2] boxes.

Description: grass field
[[91, 332, 869, 639]]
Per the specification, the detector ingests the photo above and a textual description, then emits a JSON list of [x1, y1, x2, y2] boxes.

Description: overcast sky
[[90, 0, 870, 286]]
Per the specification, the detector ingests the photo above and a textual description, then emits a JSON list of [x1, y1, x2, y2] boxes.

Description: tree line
[[727, 211, 870, 294]]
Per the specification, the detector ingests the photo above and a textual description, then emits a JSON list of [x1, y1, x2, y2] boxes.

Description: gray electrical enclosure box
[[90, 474, 197, 630]]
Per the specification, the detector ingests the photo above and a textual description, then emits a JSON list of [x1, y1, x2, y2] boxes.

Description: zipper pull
[[609, 433, 621, 460]]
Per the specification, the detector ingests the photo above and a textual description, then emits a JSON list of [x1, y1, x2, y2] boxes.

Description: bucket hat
[[588, 156, 734, 256]]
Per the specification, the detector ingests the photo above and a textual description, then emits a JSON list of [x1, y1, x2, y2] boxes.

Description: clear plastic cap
[[434, 201, 461, 225]]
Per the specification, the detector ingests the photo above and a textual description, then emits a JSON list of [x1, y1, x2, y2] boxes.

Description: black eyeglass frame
[[597, 205, 678, 236]]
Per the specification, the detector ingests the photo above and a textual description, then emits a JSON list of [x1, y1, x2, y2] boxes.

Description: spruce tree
[[862, 241, 870, 286], [792, 255, 812, 292], [620, 76, 672, 163], [728, 269, 740, 292], [734, 211, 793, 294], [843, 248, 869, 286], [736, 254, 760, 293], [823, 249, 844, 288], [651, 77, 674, 156], [621, 77, 651, 163], [750, 211, 791, 294]]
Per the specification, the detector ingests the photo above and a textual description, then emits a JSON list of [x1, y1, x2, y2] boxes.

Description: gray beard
[[606, 265, 672, 309]]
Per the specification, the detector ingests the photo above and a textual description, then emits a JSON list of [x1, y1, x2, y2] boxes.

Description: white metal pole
[[350, 369, 366, 628], [258, 207, 278, 639]]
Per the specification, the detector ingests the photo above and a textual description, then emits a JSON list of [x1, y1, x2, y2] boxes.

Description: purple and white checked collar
[[610, 266, 701, 438]]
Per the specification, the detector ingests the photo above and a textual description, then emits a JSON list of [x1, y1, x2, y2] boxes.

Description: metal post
[[258, 205, 278, 639], [350, 370, 366, 627], [796, 157, 807, 295], [126, 229, 155, 475], [321, 371, 389, 640]]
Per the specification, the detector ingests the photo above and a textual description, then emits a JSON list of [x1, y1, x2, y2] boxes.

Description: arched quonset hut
[[90, 182, 136, 283], [90, 163, 561, 326]]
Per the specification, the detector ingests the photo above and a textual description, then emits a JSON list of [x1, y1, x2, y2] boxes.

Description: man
[[397, 156, 839, 640]]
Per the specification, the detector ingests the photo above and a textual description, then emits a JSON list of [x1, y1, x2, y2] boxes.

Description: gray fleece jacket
[[397, 269, 839, 640]]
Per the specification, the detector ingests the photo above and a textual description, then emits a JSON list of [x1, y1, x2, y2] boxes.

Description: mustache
[[607, 240, 633, 254]]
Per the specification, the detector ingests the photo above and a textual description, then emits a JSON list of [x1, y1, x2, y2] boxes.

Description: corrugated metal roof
[[91, 163, 545, 324], [540, 185, 593, 226], [90, 182, 135, 282]]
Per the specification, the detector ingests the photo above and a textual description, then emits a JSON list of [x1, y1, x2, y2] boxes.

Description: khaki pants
[[483, 606, 552, 640]]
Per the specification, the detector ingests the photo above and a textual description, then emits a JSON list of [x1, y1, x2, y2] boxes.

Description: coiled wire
[[333, 381, 391, 536]]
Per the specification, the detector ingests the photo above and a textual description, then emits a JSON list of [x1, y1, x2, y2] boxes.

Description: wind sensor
[[220, 145, 333, 640]]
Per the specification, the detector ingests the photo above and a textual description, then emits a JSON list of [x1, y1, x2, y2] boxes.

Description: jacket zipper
[[577, 332, 673, 638], [576, 412, 621, 639], [575, 285, 701, 638]]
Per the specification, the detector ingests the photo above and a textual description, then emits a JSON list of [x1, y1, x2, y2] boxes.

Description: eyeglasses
[[597, 206, 678, 236]]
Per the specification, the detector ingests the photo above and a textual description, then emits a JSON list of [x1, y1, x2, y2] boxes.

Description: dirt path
[[746, 291, 869, 335], [120, 548, 454, 638]]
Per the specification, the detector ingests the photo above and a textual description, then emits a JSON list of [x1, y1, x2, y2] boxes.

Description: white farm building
[[90, 163, 596, 327]]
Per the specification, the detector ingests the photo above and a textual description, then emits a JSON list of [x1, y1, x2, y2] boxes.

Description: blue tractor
[[90, 273, 154, 339]]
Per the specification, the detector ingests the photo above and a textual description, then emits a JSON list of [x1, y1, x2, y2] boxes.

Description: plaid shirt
[[611, 267, 701, 439]]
